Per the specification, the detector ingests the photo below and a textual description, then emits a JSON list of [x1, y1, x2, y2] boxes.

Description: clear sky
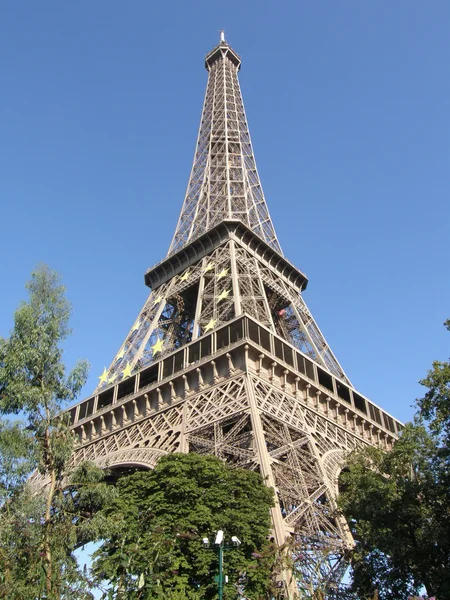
[[1, 1, 449, 426]]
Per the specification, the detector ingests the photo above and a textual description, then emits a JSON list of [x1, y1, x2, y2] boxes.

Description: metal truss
[[97, 36, 349, 390], [168, 37, 281, 256], [99, 236, 350, 391]]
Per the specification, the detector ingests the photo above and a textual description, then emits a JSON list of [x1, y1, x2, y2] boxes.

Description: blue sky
[[1, 1, 449, 426]]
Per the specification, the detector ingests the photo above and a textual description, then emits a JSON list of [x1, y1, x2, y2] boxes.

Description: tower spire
[[168, 37, 282, 256]]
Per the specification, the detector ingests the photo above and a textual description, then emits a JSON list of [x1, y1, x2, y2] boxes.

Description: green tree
[[339, 425, 450, 600], [417, 319, 450, 443], [0, 265, 114, 599], [93, 453, 277, 600], [338, 423, 450, 599], [336, 318, 450, 600]]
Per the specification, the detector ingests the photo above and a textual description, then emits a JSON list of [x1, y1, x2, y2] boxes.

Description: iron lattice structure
[[168, 39, 281, 256], [64, 36, 402, 597]]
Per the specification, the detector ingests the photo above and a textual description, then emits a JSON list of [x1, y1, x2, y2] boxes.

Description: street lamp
[[203, 530, 241, 600]]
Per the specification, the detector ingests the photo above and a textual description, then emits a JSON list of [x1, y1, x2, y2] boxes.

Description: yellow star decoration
[[217, 289, 230, 302], [108, 373, 117, 384], [132, 320, 140, 332], [217, 268, 228, 279], [98, 368, 109, 385], [180, 270, 190, 282], [204, 318, 217, 332], [203, 262, 214, 273], [122, 362, 133, 379], [116, 347, 125, 360], [154, 295, 163, 305], [151, 337, 164, 356]]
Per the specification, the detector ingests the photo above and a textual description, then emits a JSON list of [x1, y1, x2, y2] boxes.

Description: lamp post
[[203, 530, 241, 600], [217, 531, 224, 600]]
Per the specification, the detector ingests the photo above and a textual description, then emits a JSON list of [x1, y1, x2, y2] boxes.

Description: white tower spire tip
[[220, 29, 226, 43]]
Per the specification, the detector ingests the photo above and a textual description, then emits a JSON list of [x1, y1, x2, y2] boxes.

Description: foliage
[[336, 318, 450, 599], [93, 453, 276, 600], [0, 265, 114, 599], [417, 319, 450, 443], [338, 422, 450, 599], [0, 419, 35, 500]]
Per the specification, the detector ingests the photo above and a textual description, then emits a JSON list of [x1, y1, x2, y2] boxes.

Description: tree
[[93, 453, 277, 600], [417, 319, 450, 444], [0, 265, 114, 599], [336, 318, 450, 599], [338, 423, 449, 599], [0, 430, 44, 598]]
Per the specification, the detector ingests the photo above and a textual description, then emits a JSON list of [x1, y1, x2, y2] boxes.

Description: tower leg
[[245, 373, 299, 599]]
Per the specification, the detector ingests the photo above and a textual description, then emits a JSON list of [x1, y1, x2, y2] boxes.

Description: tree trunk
[[44, 467, 56, 596], [43, 410, 59, 600]]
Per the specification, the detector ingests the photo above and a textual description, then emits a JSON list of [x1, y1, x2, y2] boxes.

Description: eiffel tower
[[68, 33, 401, 596]]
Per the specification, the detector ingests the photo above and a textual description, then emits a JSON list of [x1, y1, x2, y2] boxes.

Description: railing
[[67, 315, 402, 442]]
